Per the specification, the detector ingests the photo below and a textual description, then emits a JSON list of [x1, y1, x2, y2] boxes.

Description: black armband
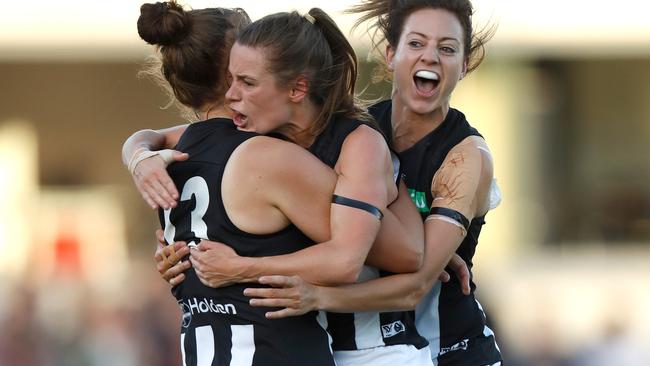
[[428, 207, 470, 230], [332, 195, 384, 220]]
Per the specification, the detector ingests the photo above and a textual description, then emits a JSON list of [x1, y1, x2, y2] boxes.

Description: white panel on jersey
[[195, 325, 215, 366], [354, 266, 385, 349], [180, 333, 187, 366], [475, 300, 501, 353], [415, 281, 442, 365], [317, 311, 335, 355], [230, 325, 255, 366]]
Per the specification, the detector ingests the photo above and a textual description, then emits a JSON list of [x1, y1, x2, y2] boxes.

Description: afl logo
[[180, 303, 192, 328]]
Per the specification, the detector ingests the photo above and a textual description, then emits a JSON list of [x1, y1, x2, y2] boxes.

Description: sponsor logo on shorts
[[438, 338, 469, 356], [381, 320, 406, 338]]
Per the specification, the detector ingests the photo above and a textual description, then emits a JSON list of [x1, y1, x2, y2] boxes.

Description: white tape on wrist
[[128, 148, 177, 175]]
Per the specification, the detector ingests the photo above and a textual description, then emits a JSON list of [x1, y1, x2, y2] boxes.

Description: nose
[[225, 81, 239, 102], [420, 46, 440, 65]]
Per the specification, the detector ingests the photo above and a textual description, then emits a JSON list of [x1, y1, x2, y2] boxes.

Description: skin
[[241, 8, 490, 318], [185, 43, 415, 286], [126, 39, 433, 287]]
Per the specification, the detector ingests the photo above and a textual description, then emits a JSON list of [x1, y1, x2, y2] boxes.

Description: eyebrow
[[406, 32, 461, 44]]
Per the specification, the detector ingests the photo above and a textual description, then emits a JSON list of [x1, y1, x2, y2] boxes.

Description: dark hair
[[137, 1, 250, 114], [348, 0, 494, 74], [236, 8, 372, 137]]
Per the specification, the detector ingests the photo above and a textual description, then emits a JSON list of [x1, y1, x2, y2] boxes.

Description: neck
[[198, 103, 232, 121], [390, 91, 449, 152], [273, 100, 320, 148]]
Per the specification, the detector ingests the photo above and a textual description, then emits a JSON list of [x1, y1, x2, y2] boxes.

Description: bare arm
[[192, 126, 394, 286], [364, 180, 424, 272], [244, 137, 494, 314]]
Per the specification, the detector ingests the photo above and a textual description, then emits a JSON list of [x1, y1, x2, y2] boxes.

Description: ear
[[460, 59, 468, 80], [289, 75, 309, 103], [385, 44, 396, 71]]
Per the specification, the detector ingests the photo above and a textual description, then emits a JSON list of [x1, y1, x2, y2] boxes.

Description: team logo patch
[[439, 338, 469, 356], [180, 302, 192, 328], [381, 320, 406, 338]]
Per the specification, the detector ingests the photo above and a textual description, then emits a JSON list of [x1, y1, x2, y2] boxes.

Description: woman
[[242, 1, 504, 365], [125, 1, 432, 365]]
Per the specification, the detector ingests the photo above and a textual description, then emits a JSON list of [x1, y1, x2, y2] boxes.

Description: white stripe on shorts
[[230, 325, 255, 366], [195, 325, 215, 366]]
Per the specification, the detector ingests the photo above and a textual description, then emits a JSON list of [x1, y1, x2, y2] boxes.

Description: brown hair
[[137, 1, 250, 116], [348, 0, 494, 75], [236, 8, 372, 137]]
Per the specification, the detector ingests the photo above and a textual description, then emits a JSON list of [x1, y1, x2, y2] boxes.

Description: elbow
[[407, 246, 425, 272], [327, 258, 364, 286], [403, 281, 431, 310], [395, 242, 425, 273]]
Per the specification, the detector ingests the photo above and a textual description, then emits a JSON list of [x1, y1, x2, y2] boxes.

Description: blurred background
[[1, 0, 649, 365]]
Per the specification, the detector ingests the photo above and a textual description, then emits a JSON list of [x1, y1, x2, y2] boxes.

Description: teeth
[[415, 70, 439, 81]]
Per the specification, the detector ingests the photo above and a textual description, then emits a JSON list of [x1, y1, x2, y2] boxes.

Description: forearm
[[316, 270, 425, 312], [364, 208, 423, 273], [241, 235, 373, 286], [315, 221, 464, 313]]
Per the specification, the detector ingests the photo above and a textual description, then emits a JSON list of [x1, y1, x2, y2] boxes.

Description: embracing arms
[[244, 136, 495, 315]]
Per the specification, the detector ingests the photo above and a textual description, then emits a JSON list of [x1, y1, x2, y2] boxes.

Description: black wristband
[[429, 207, 470, 230], [332, 195, 384, 220]]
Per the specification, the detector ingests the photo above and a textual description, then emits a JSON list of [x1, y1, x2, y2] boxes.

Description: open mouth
[[413, 70, 440, 96], [232, 111, 248, 128]]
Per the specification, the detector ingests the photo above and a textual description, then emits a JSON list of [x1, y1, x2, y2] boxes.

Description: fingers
[[243, 287, 294, 299], [133, 157, 179, 209], [263, 308, 304, 319], [155, 229, 165, 245], [249, 298, 296, 309], [169, 273, 186, 287], [438, 270, 451, 283], [460, 269, 471, 295], [448, 254, 471, 296], [171, 151, 189, 162], [140, 190, 159, 210], [155, 242, 189, 274], [149, 179, 177, 209], [163, 260, 192, 282], [258, 275, 296, 288]]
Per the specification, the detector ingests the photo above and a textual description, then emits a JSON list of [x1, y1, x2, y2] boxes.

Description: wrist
[[312, 285, 325, 311], [238, 256, 262, 282]]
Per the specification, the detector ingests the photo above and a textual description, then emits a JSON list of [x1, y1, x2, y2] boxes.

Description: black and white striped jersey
[[371, 101, 503, 365], [308, 115, 429, 352], [159, 118, 335, 366]]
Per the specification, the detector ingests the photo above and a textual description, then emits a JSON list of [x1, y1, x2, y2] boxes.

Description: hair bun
[[137, 1, 191, 46]]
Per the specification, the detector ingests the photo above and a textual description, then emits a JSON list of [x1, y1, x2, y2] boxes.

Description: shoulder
[[435, 136, 494, 186], [430, 136, 494, 217], [233, 136, 301, 166], [343, 123, 389, 153]]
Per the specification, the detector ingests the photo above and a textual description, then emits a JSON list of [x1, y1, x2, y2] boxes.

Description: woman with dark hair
[[124, 1, 439, 365], [243, 1, 504, 365]]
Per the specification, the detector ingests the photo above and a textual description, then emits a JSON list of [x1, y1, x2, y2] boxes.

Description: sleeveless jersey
[[159, 118, 335, 366], [308, 115, 429, 352], [370, 101, 502, 365]]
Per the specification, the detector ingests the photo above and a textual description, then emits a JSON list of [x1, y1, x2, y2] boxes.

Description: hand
[[244, 275, 319, 319], [190, 241, 251, 288], [438, 253, 471, 295], [153, 229, 191, 286], [133, 150, 188, 210]]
